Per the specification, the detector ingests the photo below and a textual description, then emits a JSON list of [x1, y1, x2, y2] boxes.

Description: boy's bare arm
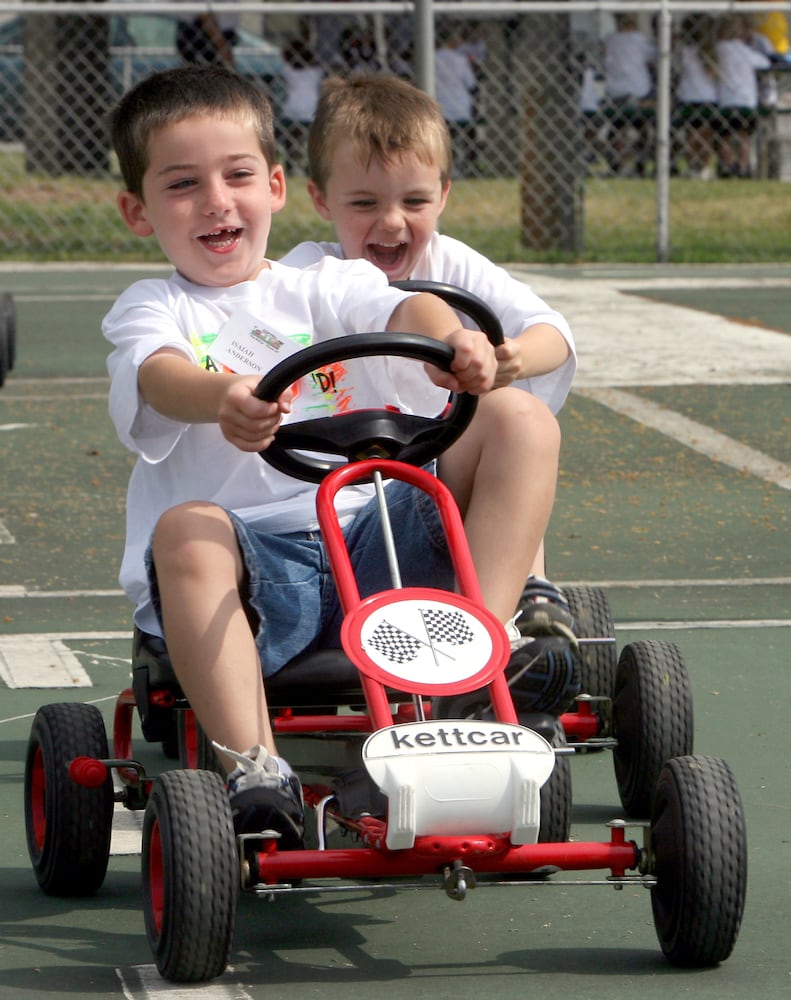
[[138, 347, 292, 451], [387, 292, 496, 394], [494, 323, 571, 388]]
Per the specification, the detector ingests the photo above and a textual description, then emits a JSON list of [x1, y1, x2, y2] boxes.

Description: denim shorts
[[148, 476, 454, 678]]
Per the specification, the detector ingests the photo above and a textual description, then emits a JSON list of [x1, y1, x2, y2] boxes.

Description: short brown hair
[[109, 65, 278, 197], [307, 75, 453, 191]]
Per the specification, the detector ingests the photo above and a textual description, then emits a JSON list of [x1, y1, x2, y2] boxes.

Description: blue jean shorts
[[148, 476, 454, 678]]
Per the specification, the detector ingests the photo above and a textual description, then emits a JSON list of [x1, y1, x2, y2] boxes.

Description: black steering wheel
[[254, 332, 476, 482], [390, 280, 505, 347], [254, 282, 504, 483]]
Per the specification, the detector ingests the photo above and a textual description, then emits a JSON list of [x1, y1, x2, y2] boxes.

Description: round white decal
[[359, 598, 494, 685]]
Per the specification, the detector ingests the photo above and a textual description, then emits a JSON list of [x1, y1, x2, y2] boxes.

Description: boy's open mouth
[[199, 227, 242, 251], [367, 241, 408, 271]]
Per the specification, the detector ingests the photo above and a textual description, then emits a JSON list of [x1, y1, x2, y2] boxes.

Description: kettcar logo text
[[363, 720, 549, 761], [390, 726, 528, 750]]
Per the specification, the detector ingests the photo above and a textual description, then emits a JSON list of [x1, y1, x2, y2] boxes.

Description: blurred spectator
[[675, 14, 718, 179], [176, 9, 237, 67], [748, 5, 790, 58], [434, 24, 478, 176], [604, 13, 657, 175], [339, 22, 385, 75], [281, 32, 324, 175], [715, 14, 771, 177]]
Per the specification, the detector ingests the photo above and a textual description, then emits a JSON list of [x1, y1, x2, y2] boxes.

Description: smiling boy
[[103, 65, 574, 848], [280, 74, 579, 677]]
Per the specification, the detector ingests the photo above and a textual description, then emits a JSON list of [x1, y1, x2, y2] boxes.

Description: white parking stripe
[[116, 965, 253, 999], [576, 386, 791, 490], [0, 637, 92, 687]]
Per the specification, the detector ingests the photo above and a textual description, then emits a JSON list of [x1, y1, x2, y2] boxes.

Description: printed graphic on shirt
[[198, 309, 361, 420]]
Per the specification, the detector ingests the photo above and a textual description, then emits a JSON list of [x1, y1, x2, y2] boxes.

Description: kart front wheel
[[650, 755, 747, 966], [142, 769, 238, 983], [24, 702, 114, 895]]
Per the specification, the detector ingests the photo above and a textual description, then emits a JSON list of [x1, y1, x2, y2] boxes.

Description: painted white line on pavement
[[0, 585, 125, 597], [117, 965, 252, 999], [622, 619, 790, 629], [0, 636, 92, 688], [0, 519, 14, 544], [577, 387, 791, 490]]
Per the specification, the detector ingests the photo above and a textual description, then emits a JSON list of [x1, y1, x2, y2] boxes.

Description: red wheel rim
[[148, 818, 165, 935], [30, 745, 47, 853], [183, 712, 198, 769]]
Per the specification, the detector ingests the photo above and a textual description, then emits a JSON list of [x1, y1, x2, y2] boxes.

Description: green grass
[[3, 149, 791, 262]]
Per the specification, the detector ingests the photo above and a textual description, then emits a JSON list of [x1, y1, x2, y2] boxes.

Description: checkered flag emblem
[[367, 621, 425, 664], [421, 608, 475, 646]]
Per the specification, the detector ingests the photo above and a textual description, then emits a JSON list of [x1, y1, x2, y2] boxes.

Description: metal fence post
[[655, 0, 672, 262], [413, 0, 435, 97]]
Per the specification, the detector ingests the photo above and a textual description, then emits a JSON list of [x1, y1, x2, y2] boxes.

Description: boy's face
[[117, 114, 286, 287], [308, 147, 450, 281]]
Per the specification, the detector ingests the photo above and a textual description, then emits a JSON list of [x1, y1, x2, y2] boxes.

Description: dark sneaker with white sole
[[217, 743, 305, 850], [504, 634, 581, 715], [514, 576, 577, 645]]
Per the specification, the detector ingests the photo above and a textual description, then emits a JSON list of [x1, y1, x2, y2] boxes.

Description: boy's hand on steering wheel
[[427, 327, 496, 395], [219, 376, 293, 452], [493, 339, 523, 388]]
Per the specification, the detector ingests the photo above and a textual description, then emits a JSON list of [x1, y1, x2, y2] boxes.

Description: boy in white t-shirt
[[280, 74, 579, 708], [103, 66, 576, 847]]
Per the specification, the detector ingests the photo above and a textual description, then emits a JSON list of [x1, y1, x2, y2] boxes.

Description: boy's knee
[[152, 501, 232, 565]]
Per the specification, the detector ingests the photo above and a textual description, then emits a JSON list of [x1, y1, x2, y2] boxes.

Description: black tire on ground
[[0, 292, 15, 369], [24, 702, 114, 895], [612, 640, 694, 818], [142, 769, 238, 983], [0, 308, 8, 387], [538, 721, 572, 843], [563, 584, 618, 698], [650, 754, 747, 966], [177, 709, 224, 774]]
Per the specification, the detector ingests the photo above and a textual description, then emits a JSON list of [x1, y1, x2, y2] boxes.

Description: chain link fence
[[3, 1, 791, 262]]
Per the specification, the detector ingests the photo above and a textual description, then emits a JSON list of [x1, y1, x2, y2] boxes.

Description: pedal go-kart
[[24, 285, 747, 983]]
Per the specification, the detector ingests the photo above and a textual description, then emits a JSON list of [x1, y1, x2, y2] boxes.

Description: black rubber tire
[[24, 702, 114, 896], [612, 640, 694, 818], [0, 308, 8, 387], [563, 584, 617, 698], [142, 769, 238, 982], [538, 721, 572, 843], [0, 291, 15, 370], [177, 710, 224, 775], [650, 755, 747, 966]]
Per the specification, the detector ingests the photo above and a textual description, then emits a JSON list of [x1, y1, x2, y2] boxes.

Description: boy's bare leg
[[151, 501, 276, 774], [438, 387, 560, 622]]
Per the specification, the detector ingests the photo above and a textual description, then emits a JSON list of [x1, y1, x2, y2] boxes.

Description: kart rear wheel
[[612, 640, 694, 817], [24, 702, 114, 895], [563, 585, 617, 698], [142, 769, 238, 983], [538, 721, 571, 843], [650, 755, 747, 966]]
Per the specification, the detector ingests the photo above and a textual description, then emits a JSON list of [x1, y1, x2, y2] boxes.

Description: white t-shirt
[[716, 39, 771, 109], [677, 44, 717, 104], [282, 65, 323, 122], [280, 233, 576, 415], [103, 257, 442, 634], [604, 30, 657, 100], [434, 47, 477, 121]]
